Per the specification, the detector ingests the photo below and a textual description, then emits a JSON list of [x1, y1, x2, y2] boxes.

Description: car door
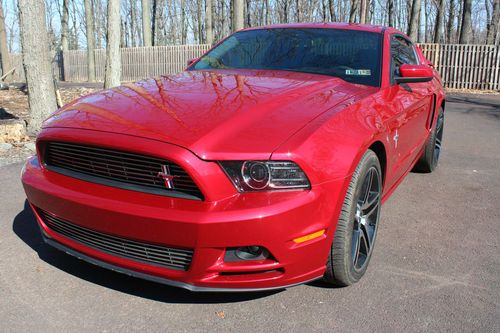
[[385, 35, 433, 184]]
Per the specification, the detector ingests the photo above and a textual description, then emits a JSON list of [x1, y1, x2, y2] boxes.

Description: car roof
[[242, 22, 390, 34]]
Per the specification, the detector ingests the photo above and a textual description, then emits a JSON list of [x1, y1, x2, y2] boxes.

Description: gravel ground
[[0, 93, 499, 333]]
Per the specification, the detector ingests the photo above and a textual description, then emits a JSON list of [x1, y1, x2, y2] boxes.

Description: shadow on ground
[[446, 94, 500, 119], [12, 200, 283, 304]]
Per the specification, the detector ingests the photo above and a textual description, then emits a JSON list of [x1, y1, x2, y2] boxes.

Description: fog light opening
[[224, 246, 271, 262]]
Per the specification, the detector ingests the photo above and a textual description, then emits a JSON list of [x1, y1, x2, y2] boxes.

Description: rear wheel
[[324, 150, 382, 286], [413, 108, 444, 173]]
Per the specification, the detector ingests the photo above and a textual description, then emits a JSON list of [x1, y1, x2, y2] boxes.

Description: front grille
[[37, 208, 194, 271], [42, 141, 203, 200]]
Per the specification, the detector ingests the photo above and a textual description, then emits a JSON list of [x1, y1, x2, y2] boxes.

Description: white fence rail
[[5, 43, 500, 91]]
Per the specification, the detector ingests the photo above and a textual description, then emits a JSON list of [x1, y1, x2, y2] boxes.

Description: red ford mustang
[[21, 23, 444, 291]]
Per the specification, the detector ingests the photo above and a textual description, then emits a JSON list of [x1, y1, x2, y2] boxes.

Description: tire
[[413, 108, 444, 173], [324, 150, 382, 286]]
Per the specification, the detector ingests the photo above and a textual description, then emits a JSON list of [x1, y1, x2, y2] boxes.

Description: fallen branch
[[0, 68, 16, 81]]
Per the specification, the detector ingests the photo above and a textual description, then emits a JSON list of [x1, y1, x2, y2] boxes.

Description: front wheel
[[324, 150, 382, 286]]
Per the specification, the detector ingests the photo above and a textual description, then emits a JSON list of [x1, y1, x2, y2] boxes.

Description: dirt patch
[[0, 86, 98, 166], [0, 86, 98, 122]]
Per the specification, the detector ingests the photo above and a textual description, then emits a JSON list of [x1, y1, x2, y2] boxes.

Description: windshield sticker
[[345, 69, 371, 76]]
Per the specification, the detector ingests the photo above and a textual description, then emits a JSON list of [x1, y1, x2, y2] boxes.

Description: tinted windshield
[[191, 28, 382, 87]]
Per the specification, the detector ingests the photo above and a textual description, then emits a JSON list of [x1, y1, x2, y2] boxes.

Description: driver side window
[[390, 36, 418, 80]]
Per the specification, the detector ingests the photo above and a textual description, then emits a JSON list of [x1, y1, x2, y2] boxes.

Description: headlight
[[219, 161, 310, 192]]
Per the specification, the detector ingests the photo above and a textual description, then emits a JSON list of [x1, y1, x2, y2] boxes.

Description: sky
[[2, 0, 492, 53]]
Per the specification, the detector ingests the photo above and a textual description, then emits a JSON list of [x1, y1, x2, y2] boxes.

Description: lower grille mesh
[[37, 208, 193, 271]]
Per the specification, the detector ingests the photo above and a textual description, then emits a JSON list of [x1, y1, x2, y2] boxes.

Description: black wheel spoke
[[351, 229, 361, 267], [361, 169, 374, 205], [435, 138, 442, 150], [360, 224, 371, 253], [362, 197, 379, 218], [351, 165, 381, 270]]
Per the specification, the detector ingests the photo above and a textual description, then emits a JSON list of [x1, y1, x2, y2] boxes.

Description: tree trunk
[[104, 0, 121, 88], [329, 0, 336, 21], [487, 0, 500, 44], [61, 0, 69, 51], [130, 0, 136, 47], [233, 0, 244, 31], [180, 0, 186, 43], [360, 0, 367, 23], [407, 0, 421, 40], [321, 0, 327, 21], [246, 0, 251, 26], [0, 1, 11, 80], [71, 0, 79, 49], [153, 0, 165, 45], [206, 0, 213, 44], [142, 0, 152, 46], [459, 0, 472, 44], [387, 0, 394, 27], [296, 0, 301, 21], [265, 0, 270, 24], [197, 0, 203, 43], [446, 0, 455, 43], [18, 0, 58, 134], [349, 0, 358, 23], [433, 0, 445, 43], [84, 0, 96, 82]]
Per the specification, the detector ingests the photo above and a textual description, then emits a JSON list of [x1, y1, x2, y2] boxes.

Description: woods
[[0, 0, 498, 56]]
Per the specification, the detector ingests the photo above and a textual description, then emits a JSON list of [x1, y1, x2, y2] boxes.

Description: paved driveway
[[1, 93, 499, 332]]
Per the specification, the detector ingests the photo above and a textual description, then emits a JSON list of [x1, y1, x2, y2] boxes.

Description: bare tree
[[206, 0, 213, 44], [104, 0, 121, 88], [459, 0, 472, 43], [349, 0, 358, 23], [233, 0, 244, 31], [84, 0, 96, 82], [61, 0, 69, 51], [360, 0, 368, 23], [387, 0, 394, 26], [408, 0, 421, 40], [18, 0, 58, 134], [0, 0, 11, 80], [329, 0, 337, 21], [434, 0, 445, 42], [180, 0, 187, 43], [446, 0, 456, 43], [142, 0, 152, 46], [487, 0, 500, 44]]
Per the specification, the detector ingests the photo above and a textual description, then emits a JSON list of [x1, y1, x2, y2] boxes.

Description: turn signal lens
[[219, 161, 310, 192], [293, 229, 326, 244]]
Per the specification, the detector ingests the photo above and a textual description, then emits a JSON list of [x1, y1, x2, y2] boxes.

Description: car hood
[[44, 69, 375, 160]]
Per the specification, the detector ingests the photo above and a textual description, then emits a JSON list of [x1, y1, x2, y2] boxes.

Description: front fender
[[271, 99, 386, 186]]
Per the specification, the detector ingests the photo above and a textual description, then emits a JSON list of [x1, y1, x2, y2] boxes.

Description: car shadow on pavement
[[12, 200, 282, 304]]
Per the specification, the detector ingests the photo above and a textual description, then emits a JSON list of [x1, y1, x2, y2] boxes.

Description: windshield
[[191, 28, 383, 87]]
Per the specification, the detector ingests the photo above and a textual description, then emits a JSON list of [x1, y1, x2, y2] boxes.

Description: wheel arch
[[368, 141, 387, 186]]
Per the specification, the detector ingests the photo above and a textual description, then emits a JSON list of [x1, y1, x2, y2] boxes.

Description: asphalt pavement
[[0, 93, 499, 332]]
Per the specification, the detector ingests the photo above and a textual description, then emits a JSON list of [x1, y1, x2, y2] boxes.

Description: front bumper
[[21, 140, 347, 291]]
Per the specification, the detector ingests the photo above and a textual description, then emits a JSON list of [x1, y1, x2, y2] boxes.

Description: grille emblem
[[157, 165, 178, 189]]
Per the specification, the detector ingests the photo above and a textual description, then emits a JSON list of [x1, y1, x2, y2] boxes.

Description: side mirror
[[187, 58, 197, 66], [395, 64, 434, 84]]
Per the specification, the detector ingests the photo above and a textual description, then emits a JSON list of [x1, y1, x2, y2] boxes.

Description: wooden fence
[[61, 44, 211, 82], [5, 43, 500, 91], [419, 44, 500, 90]]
